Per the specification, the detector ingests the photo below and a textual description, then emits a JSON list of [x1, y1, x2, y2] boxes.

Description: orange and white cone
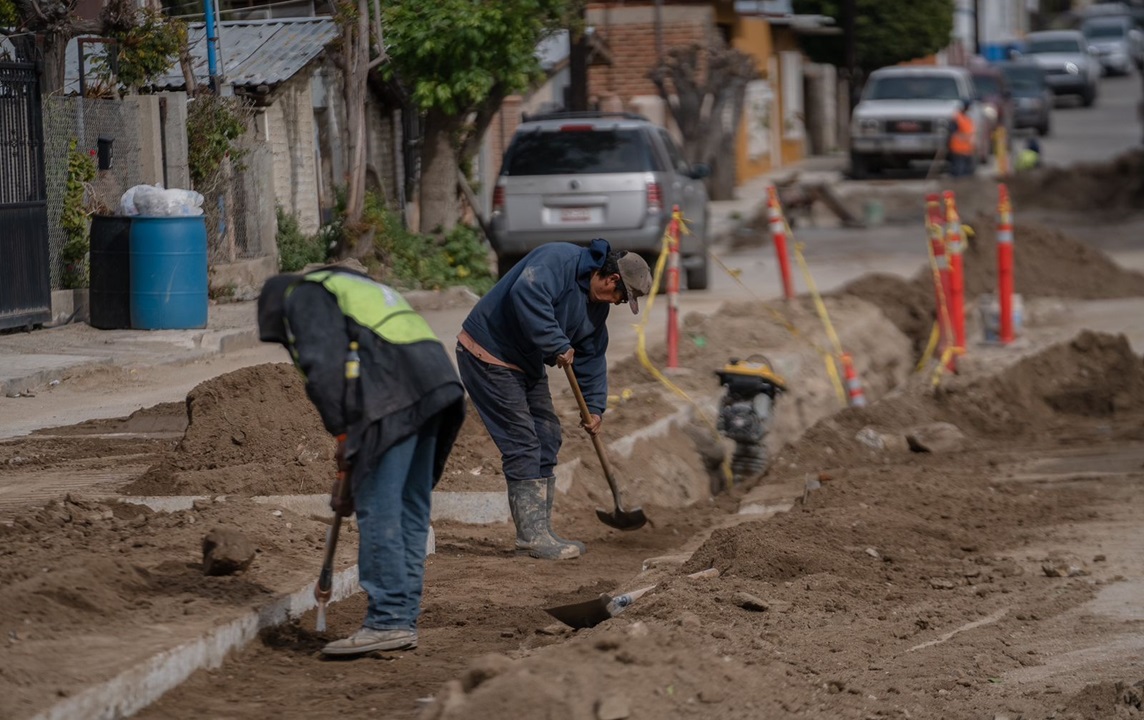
[[841, 353, 867, 408]]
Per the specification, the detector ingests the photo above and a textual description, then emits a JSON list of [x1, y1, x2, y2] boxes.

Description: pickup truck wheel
[[686, 254, 710, 291], [850, 152, 875, 179]]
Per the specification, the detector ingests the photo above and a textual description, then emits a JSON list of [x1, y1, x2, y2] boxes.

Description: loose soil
[[133, 331, 1144, 720], [840, 219, 1144, 354], [4, 194, 1144, 719]]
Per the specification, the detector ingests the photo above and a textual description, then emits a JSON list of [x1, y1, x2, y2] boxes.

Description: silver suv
[[1022, 30, 1101, 107], [490, 112, 712, 289]]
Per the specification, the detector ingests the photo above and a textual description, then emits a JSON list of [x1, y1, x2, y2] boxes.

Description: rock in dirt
[[201, 527, 256, 576], [733, 591, 768, 612], [460, 653, 514, 693], [1041, 554, 1088, 578], [595, 694, 631, 720], [906, 423, 966, 454]]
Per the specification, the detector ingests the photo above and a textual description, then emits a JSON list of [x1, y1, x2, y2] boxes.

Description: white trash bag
[[119, 184, 205, 217]]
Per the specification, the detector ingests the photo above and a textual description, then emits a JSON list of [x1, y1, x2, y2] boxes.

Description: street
[[1038, 73, 1143, 166], [3, 58, 1144, 720]]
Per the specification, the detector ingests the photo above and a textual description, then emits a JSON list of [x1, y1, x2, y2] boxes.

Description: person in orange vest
[[948, 99, 976, 178]]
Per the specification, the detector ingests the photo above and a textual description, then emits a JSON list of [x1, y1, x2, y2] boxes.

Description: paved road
[[1036, 72, 1143, 166]]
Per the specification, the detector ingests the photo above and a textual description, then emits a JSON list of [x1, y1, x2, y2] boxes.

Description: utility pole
[[655, 0, 664, 63], [973, 0, 981, 57], [568, 4, 588, 111], [843, 0, 858, 109]]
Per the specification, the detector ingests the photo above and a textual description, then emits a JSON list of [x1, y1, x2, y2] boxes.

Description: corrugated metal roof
[[65, 17, 339, 93]]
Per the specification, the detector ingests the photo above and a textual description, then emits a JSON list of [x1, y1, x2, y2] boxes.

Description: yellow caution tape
[[633, 217, 733, 487]]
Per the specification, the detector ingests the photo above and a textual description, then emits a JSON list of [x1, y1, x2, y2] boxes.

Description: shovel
[[562, 364, 648, 531], [546, 568, 720, 629]]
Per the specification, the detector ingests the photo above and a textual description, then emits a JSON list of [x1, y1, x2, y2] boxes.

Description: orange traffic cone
[[841, 353, 867, 408]]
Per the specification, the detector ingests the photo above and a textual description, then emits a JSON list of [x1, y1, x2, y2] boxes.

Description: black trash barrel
[[89, 215, 133, 330]]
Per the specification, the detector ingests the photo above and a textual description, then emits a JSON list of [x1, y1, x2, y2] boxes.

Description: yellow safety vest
[[297, 270, 439, 345]]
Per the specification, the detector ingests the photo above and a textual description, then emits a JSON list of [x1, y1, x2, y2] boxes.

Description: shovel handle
[[562, 364, 625, 505]]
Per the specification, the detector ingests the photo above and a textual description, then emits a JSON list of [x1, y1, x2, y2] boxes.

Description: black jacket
[[258, 270, 465, 487]]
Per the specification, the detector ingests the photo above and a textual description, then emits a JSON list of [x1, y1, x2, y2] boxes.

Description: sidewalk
[[0, 159, 828, 401]]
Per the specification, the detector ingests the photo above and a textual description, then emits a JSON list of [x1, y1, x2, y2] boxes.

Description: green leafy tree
[[381, 0, 577, 236], [793, 0, 953, 76]]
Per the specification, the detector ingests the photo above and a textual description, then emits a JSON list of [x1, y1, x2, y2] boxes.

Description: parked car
[[1081, 15, 1143, 74], [849, 66, 989, 178], [1021, 30, 1101, 107], [970, 64, 1014, 151], [490, 112, 711, 288], [997, 61, 1053, 137]]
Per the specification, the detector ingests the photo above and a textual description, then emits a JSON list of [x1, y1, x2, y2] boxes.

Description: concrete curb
[[31, 565, 360, 720], [0, 327, 259, 397], [112, 491, 510, 526]]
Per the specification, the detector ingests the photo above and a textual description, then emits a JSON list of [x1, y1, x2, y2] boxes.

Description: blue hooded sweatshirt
[[462, 239, 611, 415]]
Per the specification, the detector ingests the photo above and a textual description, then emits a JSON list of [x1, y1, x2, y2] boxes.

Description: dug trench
[[0, 226, 1141, 718]]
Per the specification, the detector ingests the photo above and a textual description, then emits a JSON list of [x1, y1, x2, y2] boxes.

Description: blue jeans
[[353, 414, 439, 630], [455, 344, 562, 482], [949, 153, 974, 178]]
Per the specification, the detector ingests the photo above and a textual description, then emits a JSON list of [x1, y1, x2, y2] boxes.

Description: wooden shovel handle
[[562, 364, 624, 504]]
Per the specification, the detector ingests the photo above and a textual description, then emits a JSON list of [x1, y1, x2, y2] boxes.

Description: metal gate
[[0, 61, 51, 331]]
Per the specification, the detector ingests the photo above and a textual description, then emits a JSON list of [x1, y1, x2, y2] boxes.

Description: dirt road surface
[[2, 156, 1143, 720]]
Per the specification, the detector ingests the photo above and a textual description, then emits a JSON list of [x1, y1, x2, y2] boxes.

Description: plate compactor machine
[[715, 355, 786, 484]]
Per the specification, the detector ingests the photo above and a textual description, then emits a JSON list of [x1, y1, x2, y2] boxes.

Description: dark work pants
[[455, 344, 562, 483]]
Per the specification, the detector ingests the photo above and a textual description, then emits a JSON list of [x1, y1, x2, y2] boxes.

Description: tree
[[793, 0, 953, 76], [0, 0, 98, 92], [650, 41, 758, 201], [329, 0, 384, 250], [381, 0, 577, 236]]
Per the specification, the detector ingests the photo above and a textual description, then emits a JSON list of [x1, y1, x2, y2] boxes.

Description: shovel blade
[[545, 593, 615, 629], [596, 506, 648, 531]]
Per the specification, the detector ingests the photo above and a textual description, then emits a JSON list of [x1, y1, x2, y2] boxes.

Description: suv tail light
[[646, 181, 663, 214], [559, 124, 594, 132], [492, 185, 505, 214]]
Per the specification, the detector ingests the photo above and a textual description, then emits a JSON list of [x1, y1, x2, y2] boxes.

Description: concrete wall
[[262, 72, 321, 234]]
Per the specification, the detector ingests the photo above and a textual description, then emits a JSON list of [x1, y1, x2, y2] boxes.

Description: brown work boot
[[545, 476, 586, 555], [321, 627, 417, 656], [507, 479, 580, 560]]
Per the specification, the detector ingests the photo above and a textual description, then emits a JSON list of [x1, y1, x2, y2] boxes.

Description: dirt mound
[[838, 273, 936, 356], [123, 364, 335, 496], [961, 216, 1144, 301], [837, 221, 1144, 356], [1009, 149, 1144, 214], [417, 623, 862, 720], [775, 331, 1144, 472]]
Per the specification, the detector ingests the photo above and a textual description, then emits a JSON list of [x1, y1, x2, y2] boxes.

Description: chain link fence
[[42, 94, 277, 289], [42, 97, 146, 289], [199, 134, 274, 266]]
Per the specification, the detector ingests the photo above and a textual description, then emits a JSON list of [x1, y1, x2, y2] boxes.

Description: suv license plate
[[559, 207, 593, 223]]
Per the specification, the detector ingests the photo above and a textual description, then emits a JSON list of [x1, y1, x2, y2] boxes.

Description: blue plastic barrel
[[129, 216, 209, 330]]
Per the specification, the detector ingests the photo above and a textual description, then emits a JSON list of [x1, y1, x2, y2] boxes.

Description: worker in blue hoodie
[[456, 239, 653, 560]]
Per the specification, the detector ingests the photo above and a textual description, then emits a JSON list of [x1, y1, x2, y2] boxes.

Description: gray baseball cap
[[617, 252, 653, 314]]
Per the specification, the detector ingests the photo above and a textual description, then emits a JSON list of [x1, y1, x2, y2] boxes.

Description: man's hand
[[580, 413, 602, 436], [555, 348, 575, 368]]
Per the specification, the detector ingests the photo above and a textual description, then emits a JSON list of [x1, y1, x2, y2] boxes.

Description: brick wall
[[587, 4, 715, 103]]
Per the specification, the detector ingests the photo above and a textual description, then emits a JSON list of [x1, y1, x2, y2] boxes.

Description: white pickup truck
[[849, 66, 990, 178]]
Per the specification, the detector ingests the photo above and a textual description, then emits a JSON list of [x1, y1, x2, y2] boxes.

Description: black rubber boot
[[506, 479, 580, 560], [545, 476, 586, 555]]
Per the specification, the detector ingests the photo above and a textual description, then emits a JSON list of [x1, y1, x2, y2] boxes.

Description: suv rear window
[[502, 128, 652, 175]]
